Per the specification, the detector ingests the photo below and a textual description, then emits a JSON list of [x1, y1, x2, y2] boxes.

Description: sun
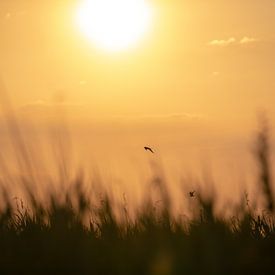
[[76, 0, 153, 52]]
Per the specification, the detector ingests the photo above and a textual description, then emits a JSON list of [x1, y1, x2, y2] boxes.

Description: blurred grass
[[1, 82, 275, 274], [0, 123, 273, 275], [0, 182, 275, 274]]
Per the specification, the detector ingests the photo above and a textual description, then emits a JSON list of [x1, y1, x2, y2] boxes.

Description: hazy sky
[[1, 0, 275, 204], [1, 0, 275, 126]]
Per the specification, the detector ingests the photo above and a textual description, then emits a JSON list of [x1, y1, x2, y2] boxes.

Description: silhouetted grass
[[0, 129, 275, 275], [0, 183, 275, 274], [0, 82, 275, 273]]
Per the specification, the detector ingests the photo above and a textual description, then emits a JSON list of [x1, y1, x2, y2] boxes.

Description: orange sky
[[1, 0, 275, 125], [0, 1, 275, 205]]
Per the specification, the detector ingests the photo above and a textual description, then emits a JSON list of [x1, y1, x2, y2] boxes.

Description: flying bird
[[144, 146, 154, 153], [189, 191, 195, 198]]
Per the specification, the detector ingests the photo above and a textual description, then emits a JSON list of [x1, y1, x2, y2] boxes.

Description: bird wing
[[144, 147, 154, 153]]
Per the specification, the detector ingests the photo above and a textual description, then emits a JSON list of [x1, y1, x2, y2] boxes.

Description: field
[[0, 119, 274, 275]]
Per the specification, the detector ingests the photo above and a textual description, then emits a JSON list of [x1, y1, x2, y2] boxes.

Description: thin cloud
[[112, 113, 206, 123], [5, 13, 11, 19], [20, 100, 85, 114], [239, 36, 258, 44], [4, 10, 27, 20], [17, 100, 87, 122], [208, 37, 236, 46], [79, 80, 87, 86], [208, 36, 258, 47], [212, 71, 221, 77]]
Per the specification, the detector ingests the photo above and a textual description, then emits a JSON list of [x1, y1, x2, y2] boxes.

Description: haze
[[0, 0, 275, 205]]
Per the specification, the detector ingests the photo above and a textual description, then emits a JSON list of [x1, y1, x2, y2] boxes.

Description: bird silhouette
[[144, 146, 154, 153], [189, 191, 195, 198]]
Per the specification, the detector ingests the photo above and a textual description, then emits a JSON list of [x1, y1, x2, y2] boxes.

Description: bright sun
[[76, 0, 153, 52]]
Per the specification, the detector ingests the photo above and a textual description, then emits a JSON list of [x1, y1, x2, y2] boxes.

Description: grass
[[0, 144, 274, 275], [0, 185, 275, 274], [0, 90, 274, 274]]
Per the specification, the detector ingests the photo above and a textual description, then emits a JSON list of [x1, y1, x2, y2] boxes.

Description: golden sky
[[1, 0, 275, 127], [1, 0, 275, 205]]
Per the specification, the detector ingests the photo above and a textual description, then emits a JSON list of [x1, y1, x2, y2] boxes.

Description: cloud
[[112, 113, 206, 124], [5, 13, 11, 19], [208, 36, 258, 47], [79, 80, 87, 86], [19, 100, 85, 117], [4, 10, 27, 20], [15, 100, 87, 123], [144, 113, 205, 121], [21, 100, 84, 109], [208, 37, 236, 46], [239, 36, 258, 44], [212, 71, 221, 77], [23, 100, 49, 107]]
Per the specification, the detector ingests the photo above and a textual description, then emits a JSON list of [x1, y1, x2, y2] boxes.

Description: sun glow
[[76, 0, 153, 52]]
